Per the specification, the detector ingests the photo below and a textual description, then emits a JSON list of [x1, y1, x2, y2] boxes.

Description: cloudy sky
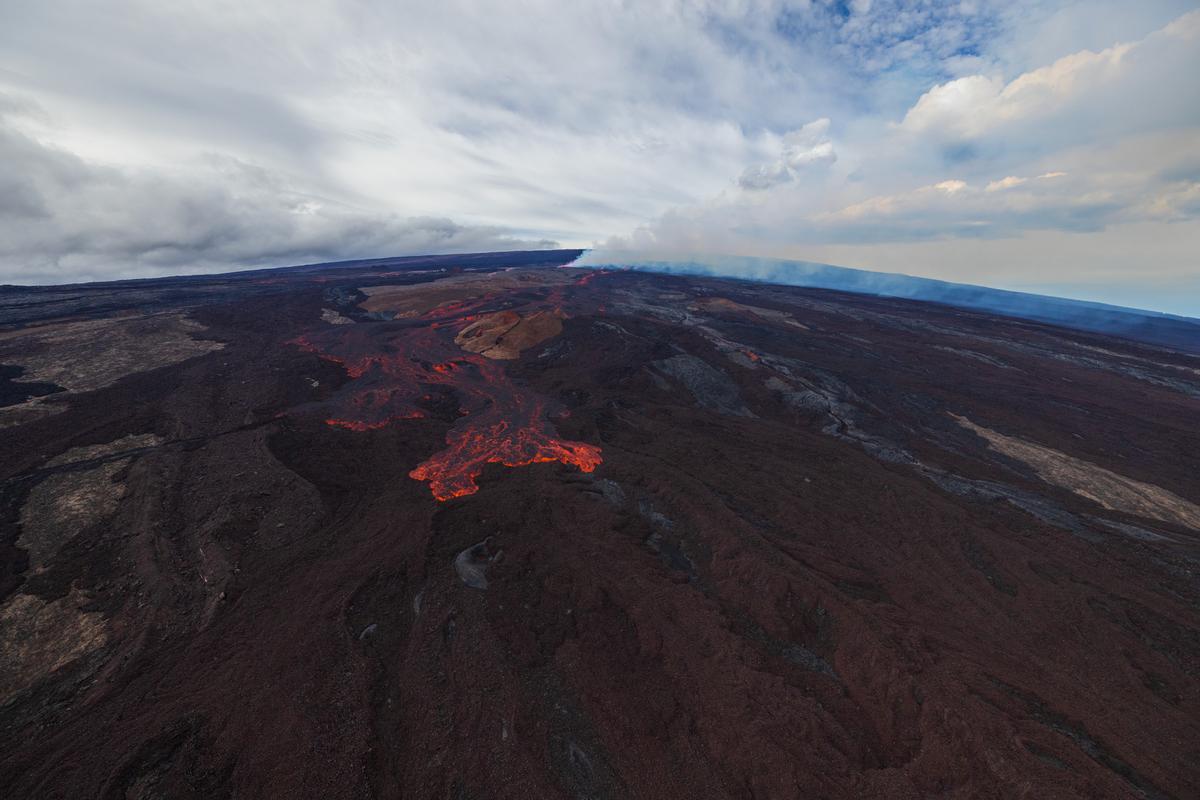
[[1, 1, 1197, 313]]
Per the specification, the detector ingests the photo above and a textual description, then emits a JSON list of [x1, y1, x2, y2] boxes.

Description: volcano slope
[[1, 253, 1199, 800]]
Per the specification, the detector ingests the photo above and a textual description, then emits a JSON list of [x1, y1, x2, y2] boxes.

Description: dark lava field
[[1, 250, 1198, 799]]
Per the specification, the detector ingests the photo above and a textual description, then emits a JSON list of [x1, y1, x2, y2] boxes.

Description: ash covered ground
[[1, 251, 1198, 799]]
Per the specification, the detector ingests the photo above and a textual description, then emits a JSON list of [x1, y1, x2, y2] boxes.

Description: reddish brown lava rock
[[1, 252, 1198, 800], [455, 309, 565, 360]]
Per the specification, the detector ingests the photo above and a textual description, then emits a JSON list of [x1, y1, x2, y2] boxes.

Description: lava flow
[[291, 279, 602, 500], [408, 390, 603, 500]]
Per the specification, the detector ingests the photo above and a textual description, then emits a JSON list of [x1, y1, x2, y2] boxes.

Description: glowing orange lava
[[409, 416, 602, 500], [290, 279, 603, 500]]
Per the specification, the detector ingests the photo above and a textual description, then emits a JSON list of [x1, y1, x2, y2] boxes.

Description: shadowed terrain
[[1, 251, 1198, 799]]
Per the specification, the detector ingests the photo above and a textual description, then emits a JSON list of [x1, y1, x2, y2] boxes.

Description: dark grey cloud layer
[[0, 104, 553, 284]]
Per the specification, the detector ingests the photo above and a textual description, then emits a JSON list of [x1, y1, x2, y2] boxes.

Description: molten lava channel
[[409, 415, 602, 501], [291, 277, 603, 500]]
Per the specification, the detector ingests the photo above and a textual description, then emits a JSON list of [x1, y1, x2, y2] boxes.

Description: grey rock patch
[[726, 350, 759, 369], [647, 370, 672, 392], [781, 644, 837, 677], [593, 478, 626, 508], [952, 413, 1200, 531], [0, 313, 223, 395], [651, 354, 753, 417], [454, 539, 501, 590], [19, 433, 164, 570], [637, 499, 700, 580], [765, 370, 916, 465], [1092, 518, 1173, 542], [637, 498, 674, 531], [537, 340, 571, 360], [591, 320, 635, 338], [933, 345, 1014, 369], [924, 469, 1104, 542], [0, 588, 108, 703]]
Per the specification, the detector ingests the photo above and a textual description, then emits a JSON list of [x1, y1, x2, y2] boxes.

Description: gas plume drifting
[[574, 250, 1200, 353]]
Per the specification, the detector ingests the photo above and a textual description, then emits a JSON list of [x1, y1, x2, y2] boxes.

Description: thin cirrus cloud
[[0, 1, 1196, 313]]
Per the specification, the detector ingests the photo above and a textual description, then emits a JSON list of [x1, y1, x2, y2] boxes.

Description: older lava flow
[[289, 278, 602, 500]]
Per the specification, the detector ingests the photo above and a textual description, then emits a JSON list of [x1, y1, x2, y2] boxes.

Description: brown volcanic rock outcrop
[[689, 295, 810, 329], [0, 254, 1198, 799], [455, 309, 565, 359], [358, 268, 582, 318]]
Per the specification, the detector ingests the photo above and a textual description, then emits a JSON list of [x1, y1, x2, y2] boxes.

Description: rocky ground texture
[[1, 251, 1198, 799]]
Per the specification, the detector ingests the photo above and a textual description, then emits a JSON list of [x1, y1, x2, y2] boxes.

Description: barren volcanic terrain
[[1, 251, 1198, 799]]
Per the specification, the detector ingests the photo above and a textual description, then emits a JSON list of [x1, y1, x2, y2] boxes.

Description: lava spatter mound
[[291, 273, 602, 499], [454, 309, 565, 360]]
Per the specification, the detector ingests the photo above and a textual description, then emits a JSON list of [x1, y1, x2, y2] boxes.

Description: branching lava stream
[[290, 276, 602, 500]]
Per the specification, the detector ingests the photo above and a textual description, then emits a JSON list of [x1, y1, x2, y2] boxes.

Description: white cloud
[[738, 161, 794, 191], [781, 119, 838, 169], [0, 0, 1195, 310], [0, 101, 554, 284], [986, 176, 1027, 191], [898, 9, 1200, 142], [592, 8, 1200, 312], [739, 118, 837, 190], [934, 180, 968, 193], [897, 44, 1133, 138]]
